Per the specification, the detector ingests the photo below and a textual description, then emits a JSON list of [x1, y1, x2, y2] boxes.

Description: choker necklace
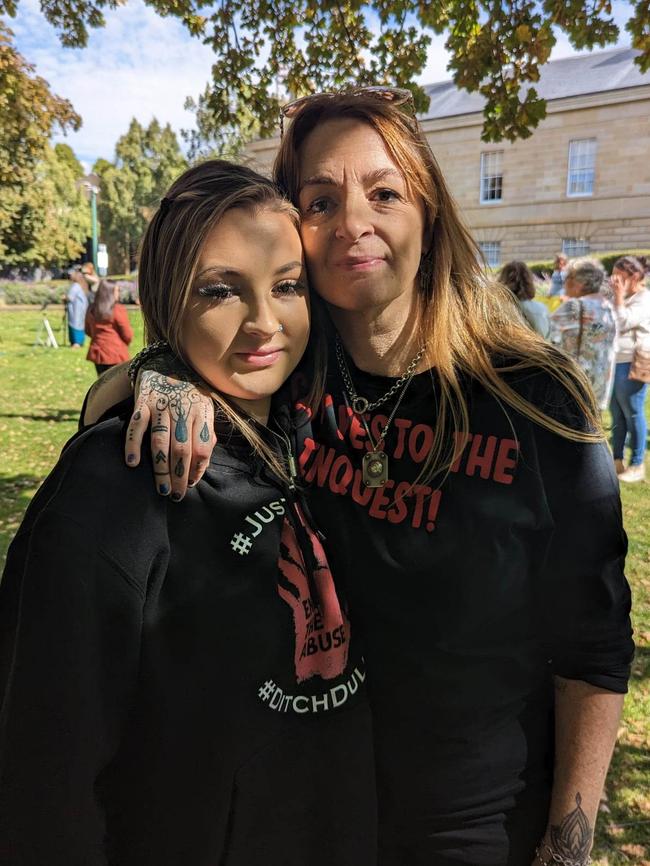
[[335, 335, 426, 488]]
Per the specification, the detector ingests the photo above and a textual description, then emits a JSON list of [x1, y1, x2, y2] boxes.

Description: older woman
[[549, 257, 617, 414], [610, 255, 650, 482], [85, 91, 633, 866], [499, 260, 551, 338]]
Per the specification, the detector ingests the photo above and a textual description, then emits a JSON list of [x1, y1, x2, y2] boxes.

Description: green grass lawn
[[0, 308, 648, 863]]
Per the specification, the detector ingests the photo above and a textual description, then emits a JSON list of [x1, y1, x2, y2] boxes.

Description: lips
[[234, 347, 283, 368], [335, 255, 385, 271]]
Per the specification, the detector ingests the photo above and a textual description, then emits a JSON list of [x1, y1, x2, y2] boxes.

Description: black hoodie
[[0, 416, 377, 866]]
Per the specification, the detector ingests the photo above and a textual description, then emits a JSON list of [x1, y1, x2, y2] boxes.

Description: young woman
[[86, 92, 633, 866], [0, 161, 376, 866], [499, 260, 551, 339], [85, 279, 134, 375], [549, 257, 616, 413], [609, 254, 650, 482]]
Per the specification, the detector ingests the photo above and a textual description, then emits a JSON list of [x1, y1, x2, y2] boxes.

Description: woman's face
[[296, 118, 428, 315], [180, 206, 309, 420], [611, 267, 643, 297]]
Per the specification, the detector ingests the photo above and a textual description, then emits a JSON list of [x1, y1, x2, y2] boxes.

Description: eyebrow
[[196, 261, 302, 279], [299, 167, 404, 193]]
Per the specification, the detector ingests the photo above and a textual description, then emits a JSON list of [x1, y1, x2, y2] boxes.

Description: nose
[[241, 297, 281, 339], [334, 191, 374, 243]]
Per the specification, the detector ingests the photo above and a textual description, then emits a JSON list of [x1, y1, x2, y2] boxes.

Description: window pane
[[479, 241, 501, 268], [480, 152, 503, 202], [561, 238, 590, 257], [567, 139, 596, 196]]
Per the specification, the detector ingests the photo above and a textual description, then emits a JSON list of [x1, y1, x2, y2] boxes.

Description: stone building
[[245, 47, 650, 267]]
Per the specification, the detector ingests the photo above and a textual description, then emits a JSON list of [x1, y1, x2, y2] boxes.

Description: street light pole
[[91, 187, 98, 270]]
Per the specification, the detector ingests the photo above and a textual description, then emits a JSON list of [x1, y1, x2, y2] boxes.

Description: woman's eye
[[373, 188, 400, 203], [273, 280, 304, 296], [304, 197, 331, 216], [197, 283, 235, 300]]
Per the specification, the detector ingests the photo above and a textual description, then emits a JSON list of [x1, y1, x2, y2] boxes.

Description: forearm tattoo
[[139, 372, 203, 443], [549, 793, 593, 863]]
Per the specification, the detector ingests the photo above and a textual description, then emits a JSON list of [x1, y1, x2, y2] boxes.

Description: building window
[[479, 241, 501, 268], [562, 238, 590, 258], [566, 139, 596, 197], [480, 151, 503, 203]]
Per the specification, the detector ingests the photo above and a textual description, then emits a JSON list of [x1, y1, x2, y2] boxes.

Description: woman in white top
[[549, 258, 616, 412], [498, 260, 551, 339], [609, 255, 650, 482]]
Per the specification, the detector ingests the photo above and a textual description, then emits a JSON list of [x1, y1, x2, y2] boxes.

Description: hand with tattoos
[[126, 369, 215, 500]]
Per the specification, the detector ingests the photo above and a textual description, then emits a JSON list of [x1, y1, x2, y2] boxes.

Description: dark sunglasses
[[280, 86, 416, 136]]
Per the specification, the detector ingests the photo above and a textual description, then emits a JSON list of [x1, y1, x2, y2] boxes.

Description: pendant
[[363, 451, 388, 487], [352, 396, 369, 415]]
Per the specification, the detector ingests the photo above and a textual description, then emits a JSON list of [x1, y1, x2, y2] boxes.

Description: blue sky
[[7, 0, 635, 168]]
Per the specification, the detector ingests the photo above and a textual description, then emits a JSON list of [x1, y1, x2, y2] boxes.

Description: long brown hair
[[274, 94, 602, 481], [138, 159, 326, 481], [89, 279, 117, 323], [498, 261, 536, 301]]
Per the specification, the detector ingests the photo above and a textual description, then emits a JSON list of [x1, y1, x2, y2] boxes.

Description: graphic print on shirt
[[297, 394, 520, 532], [276, 507, 350, 683]]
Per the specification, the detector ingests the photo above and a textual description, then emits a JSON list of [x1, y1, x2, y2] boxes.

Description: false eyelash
[[197, 283, 233, 298]]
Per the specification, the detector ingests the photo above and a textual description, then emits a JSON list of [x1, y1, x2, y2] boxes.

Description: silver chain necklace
[[335, 335, 426, 488]]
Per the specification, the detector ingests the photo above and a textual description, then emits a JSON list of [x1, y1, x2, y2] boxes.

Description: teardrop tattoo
[[199, 422, 210, 443], [174, 458, 185, 478]]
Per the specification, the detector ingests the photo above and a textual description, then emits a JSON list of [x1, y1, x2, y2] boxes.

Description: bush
[[0, 281, 69, 306], [527, 249, 650, 277]]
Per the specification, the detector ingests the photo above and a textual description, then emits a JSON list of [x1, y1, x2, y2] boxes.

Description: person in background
[[549, 258, 616, 414], [66, 270, 89, 348], [85, 279, 134, 375], [549, 253, 568, 298], [610, 255, 650, 482], [81, 261, 101, 294], [499, 260, 551, 339]]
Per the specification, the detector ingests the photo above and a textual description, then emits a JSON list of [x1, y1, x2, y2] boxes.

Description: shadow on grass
[[0, 409, 79, 423], [594, 740, 650, 863], [0, 474, 43, 569]]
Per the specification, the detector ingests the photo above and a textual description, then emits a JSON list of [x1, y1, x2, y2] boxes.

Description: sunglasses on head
[[279, 86, 416, 136]]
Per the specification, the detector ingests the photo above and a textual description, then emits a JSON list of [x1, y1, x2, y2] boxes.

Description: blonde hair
[[138, 158, 326, 482], [274, 95, 602, 482]]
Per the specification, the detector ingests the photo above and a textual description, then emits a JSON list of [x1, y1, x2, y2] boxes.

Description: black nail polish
[[159, 484, 169, 495], [171, 493, 182, 502]]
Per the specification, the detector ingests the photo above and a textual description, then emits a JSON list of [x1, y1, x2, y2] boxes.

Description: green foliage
[[0, 281, 68, 305], [53, 142, 84, 179], [528, 249, 650, 277], [0, 307, 648, 863], [4, 1, 649, 142], [95, 118, 187, 273], [0, 23, 82, 264], [182, 86, 260, 162], [1, 143, 91, 268]]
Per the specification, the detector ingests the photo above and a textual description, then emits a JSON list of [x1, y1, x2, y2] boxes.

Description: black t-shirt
[[0, 417, 377, 865], [291, 353, 634, 860]]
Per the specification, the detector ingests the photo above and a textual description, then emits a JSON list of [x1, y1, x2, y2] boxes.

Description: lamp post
[[82, 180, 100, 270]]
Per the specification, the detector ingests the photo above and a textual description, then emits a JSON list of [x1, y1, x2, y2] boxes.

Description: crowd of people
[[500, 253, 650, 482]]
